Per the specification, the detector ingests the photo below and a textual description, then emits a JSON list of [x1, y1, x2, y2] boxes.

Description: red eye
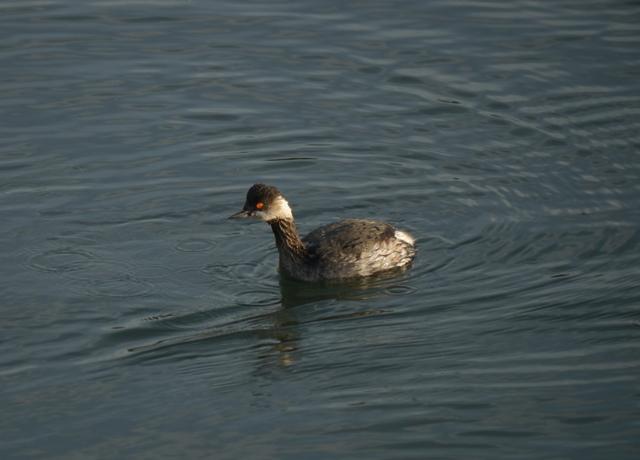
[[255, 202, 264, 210]]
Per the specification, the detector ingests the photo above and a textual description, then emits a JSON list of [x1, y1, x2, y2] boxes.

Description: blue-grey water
[[2, 0, 640, 458]]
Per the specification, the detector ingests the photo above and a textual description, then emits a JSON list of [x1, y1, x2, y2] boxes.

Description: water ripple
[[174, 238, 215, 253], [27, 247, 95, 273]]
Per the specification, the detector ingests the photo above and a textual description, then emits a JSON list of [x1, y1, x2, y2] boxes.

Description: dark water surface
[[2, 0, 640, 458]]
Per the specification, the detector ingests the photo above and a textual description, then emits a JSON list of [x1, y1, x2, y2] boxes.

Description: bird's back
[[302, 219, 415, 279]]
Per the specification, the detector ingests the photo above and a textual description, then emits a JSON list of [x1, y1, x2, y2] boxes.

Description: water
[[2, 0, 640, 458]]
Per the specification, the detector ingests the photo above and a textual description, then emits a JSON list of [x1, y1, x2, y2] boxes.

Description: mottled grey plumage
[[230, 184, 416, 282]]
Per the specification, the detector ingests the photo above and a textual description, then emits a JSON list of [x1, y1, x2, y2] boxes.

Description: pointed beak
[[228, 209, 251, 219]]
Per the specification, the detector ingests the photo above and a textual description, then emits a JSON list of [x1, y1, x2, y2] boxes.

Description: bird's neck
[[269, 218, 307, 262]]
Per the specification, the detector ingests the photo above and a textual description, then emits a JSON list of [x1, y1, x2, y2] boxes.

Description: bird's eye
[[255, 202, 264, 210]]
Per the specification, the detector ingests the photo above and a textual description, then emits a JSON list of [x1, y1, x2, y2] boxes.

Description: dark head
[[229, 184, 293, 221]]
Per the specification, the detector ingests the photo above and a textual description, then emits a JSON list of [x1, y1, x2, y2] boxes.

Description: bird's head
[[229, 183, 293, 222]]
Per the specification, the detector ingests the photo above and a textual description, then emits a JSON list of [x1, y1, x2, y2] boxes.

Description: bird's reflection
[[125, 268, 410, 372], [278, 267, 408, 308], [254, 268, 409, 372]]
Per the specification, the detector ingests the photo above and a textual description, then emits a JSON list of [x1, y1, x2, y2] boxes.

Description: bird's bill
[[228, 209, 251, 219]]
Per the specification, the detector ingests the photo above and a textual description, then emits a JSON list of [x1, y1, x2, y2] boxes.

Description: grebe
[[229, 184, 416, 282]]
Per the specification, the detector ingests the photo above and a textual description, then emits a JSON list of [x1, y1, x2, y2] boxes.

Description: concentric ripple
[[174, 238, 215, 253], [64, 260, 154, 298], [27, 248, 95, 273]]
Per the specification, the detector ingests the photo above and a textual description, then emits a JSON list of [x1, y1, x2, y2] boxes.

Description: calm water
[[2, 0, 640, 458]]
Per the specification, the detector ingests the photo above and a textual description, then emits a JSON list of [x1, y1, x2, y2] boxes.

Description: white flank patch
[[395, 230, 415, 246]]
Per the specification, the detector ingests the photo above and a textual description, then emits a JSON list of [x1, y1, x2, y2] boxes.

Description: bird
[[229, 184, 416, 282]]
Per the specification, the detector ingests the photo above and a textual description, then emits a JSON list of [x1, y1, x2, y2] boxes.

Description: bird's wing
[[302, 219, 396, 259]]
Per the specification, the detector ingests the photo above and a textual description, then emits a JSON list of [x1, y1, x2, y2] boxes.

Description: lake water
[[2, 0, 639, 458]]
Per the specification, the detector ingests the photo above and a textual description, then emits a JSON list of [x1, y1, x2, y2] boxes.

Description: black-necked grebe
[[229, 184, 416, 282]]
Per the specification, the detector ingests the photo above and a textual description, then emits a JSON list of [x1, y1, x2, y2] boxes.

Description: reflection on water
[[2, 0, 640, 458], [278, 266, 416, 307], [123, 272, 406, 367]]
